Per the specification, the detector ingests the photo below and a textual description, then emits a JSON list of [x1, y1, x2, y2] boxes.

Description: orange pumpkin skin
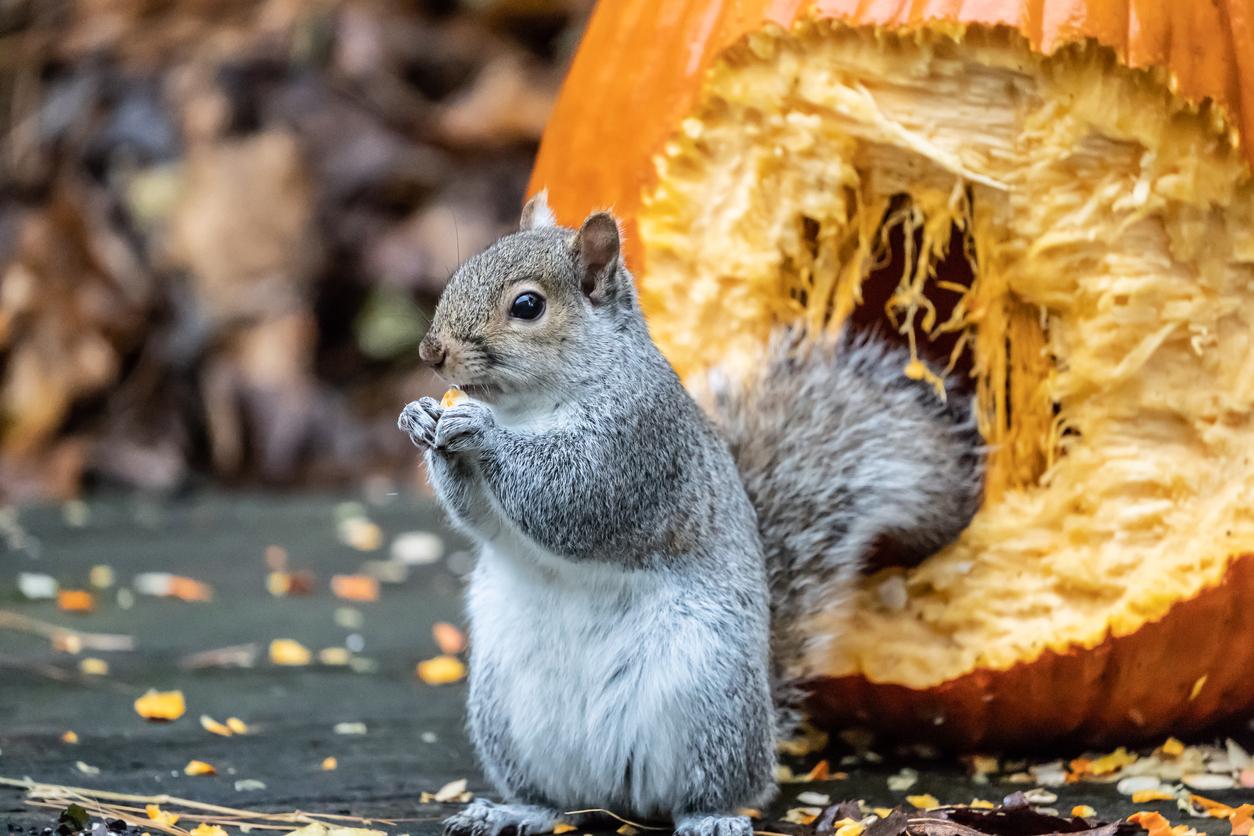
[[530, 1, 1254, 748], [806, 553, 1254, 747], [531, 0, 1254, 267]]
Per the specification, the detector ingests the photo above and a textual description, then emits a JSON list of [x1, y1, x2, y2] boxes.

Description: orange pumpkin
[[530, 1, 1254, 746]]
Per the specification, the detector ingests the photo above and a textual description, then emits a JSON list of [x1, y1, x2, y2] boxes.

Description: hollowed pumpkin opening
[[634, 22, 1254, 737]]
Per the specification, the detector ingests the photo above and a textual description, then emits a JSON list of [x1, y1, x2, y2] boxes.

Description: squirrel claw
[[674, 815, 754, 836], [442, 799, 558, 836], [398, 400, 439, 450]]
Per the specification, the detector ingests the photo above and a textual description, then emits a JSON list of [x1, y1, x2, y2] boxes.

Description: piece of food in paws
[[441, 387, 467, 408]]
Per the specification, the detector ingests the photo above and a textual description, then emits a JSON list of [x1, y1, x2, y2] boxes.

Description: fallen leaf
[[133, 572, 213, 602], [200, 715, 232, 736], [184, 759, 217, 776], [146, 804, 179, 826], [319, 647, 351, 665], [434, 778, 468, 802], [1159, 738, 1186, 757], [57, 589, 94, 613], [270, 638, 312, 666], [433, 621, 466, 655], [418, 654, 466, 685], [190, 824, 228, 836], [805, 759, 831, 782], [331, 574, 380, 602], [1130, 812, 1174, 836], [78, 657, 108, 676], [134, 689, 186, 721], [286, 824, 385, 836], [1230, 805, 1253, 836]]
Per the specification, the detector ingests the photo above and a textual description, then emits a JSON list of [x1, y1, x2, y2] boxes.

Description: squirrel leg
[[673, 814, 754, 836], [442, 798, 561, 836]]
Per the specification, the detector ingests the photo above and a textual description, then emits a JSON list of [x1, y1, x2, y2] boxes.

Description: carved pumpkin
[[529, 1, 1254, 747]]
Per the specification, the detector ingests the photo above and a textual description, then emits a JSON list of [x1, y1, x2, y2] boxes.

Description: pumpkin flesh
[[532, 11, 1254, 745]]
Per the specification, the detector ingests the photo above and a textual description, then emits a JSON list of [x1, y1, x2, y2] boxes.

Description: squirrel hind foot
[[674, 814, 754, 836], [443, 799, 560, 836]]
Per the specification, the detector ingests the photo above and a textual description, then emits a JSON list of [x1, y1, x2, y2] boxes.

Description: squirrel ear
[[574, 212, 622, 303], [520, 190, 557, 230]]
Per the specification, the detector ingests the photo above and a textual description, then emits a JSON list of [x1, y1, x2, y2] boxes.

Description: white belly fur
[[468, 529, 710, 816]]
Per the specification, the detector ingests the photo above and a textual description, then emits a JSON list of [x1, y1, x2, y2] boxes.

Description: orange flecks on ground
[[57, 589, 94, 613], [432, 621, 466, 655], [269, 638, 312, 666], [226, 716, 248, 734], [1072, 747, 1137, 779], [1230, 805, 1253, 836], [804, 759, 830, 782], [442, 388, 467, 408], [552, 825, 577, 835], [331, 574, 380, 603], [835, 822, 866, 836], [170, 576, 214, 602], [184, 759, 216, 776], [189, 825, 229, 836], [146, 804, 179, 826], [322, 756, 338, 771], [907, 795, 941, 809], [1158, 737, 1186, 757], [61, 731, 78, 744], [200, 715, 233, 737], [79, 657, 108, 676], [1130, 812, 1175, 836], [1191, 795, 1237, 818], [134, 689, 186, 721], [1134, 790, 1177, 803], [1073, 806, 1097, 818], [417, 655, 466, 685], [969, 800, 995, 809]]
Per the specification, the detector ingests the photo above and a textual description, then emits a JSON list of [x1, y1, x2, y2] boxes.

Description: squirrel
[[397, 192, 984, 836]]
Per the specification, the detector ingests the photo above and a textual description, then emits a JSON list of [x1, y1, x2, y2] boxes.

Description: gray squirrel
[[397, 193, 983, 836]]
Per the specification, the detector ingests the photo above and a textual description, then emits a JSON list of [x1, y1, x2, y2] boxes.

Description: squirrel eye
[[509, 292, 545, 321]]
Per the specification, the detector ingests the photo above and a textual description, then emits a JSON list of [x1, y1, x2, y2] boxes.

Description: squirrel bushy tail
[[703, 326, 985, 724]]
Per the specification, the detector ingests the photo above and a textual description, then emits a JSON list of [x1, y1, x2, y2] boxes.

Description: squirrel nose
[[419, 336, 446, 369]]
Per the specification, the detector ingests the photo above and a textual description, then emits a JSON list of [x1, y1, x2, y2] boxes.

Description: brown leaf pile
[[0, 0, 590, 500]]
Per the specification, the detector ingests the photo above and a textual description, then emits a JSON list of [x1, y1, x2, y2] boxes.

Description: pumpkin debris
[[184, 759, 216, 776], [56, 590, 94, 613], [60, 730, 78, 744], [146, 803, 179, 826], [269, 638, 312, 665], [133, 689, 186, 721], [433, 621, 467, 654], [331, 574, 380, 602], [441, 387, 467, 408], [417, 654, 466, 685], [322, 756, 338, 771]]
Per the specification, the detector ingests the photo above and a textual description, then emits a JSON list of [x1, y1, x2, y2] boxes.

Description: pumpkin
[[528, 1, 1254, 747]]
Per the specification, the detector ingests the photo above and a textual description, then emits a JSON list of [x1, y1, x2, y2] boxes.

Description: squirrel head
[[419, 191, 638, 401]]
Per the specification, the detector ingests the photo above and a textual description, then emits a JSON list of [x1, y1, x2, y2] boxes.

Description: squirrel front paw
[[443, 799, 559, 836], [398, 397, 443, 450], [674, 814, 754, 836], [434, 401, 495, 454]]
